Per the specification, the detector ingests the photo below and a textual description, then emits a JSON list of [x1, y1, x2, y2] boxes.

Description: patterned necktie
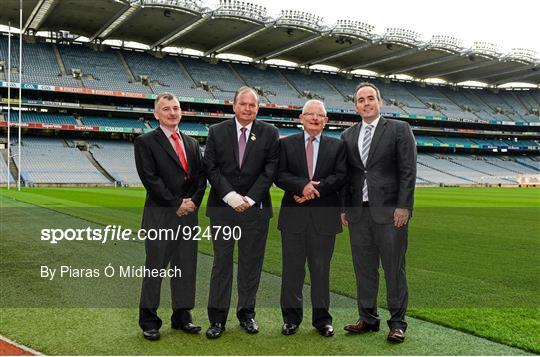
[[306, 136, 316, 179], [238, 127, 247, 167], [171, 132, 189, 176], [361, 125, 373, 202]]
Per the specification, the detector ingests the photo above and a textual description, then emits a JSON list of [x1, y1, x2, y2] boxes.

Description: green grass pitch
[[0, 187, 538, 355]]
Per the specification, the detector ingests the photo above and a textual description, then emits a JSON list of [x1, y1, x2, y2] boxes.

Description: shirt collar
[[304, 131, 322, 142], [235, 118, 253, 133], [160, 124, 179, 138], [362, 116, 380, 130]]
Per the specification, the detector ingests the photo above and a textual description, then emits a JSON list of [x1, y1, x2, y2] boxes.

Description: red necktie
[[171, 132, 189, 176]]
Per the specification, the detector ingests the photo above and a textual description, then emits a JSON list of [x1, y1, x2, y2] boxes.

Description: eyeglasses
[[302, 112, 326, 118]]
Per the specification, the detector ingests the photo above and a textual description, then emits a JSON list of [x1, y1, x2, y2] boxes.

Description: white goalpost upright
[[6, 1, 24, 190], [6, 21, 11, 189], [17, 0, 23, 191]]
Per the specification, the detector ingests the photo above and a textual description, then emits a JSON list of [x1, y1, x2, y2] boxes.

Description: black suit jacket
[[341, 117, 416, 224], [276, 133, 347, 235], [134, 127, 206, 229], [204, 118, 280, 220]]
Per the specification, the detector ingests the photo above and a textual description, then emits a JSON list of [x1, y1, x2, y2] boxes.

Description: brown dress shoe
[[387, 328, 405, 343], [344, 320, 380, 333]]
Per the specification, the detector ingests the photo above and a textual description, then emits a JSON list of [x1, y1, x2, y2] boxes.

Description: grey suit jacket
[[341, 117, 417, 224]]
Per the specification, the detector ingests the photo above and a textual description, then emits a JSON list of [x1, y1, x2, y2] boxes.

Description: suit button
[[364, 170, 367, 174]]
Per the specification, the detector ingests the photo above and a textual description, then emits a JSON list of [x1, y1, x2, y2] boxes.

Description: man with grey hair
[[275, 99, 346, 337], [204, 86, 280, 338]]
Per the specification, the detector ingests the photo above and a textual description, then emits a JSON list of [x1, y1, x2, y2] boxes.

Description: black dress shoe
[[206, 323, 225, 339], [239, 318, 259, 334], [281, 323, 299, 336], [142, 329, 160, 341], [172, 322, 201, 334], [317, 324, 334, 337]]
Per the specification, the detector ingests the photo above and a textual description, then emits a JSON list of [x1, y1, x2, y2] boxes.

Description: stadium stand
[[87, 139, 142, 186], [321, 74, 407, 114], [513, 156, 540, 171], [146, 121, 208, 134], [122, 50, 213, 98], [80, 116, 148, 129], [2, 37, 539, 124], [57, 43, 148, 92], [483, 155, 540, 174], [180, 57, 244, 100], [230, 63, 304, 105], [1, 35, 539, 188], [417, 154, 476, 185], [278, 68, 350, 110], [277, 127, 303, 136], [3, 132, 537, 186], [2, 111, 78, 125], [0, 35, 79, 87], [0, 152, 14, 184], [11, 136, 111, 185]]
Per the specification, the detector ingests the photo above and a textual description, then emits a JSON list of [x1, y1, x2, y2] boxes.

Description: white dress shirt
[[357, 116, 380, 202]]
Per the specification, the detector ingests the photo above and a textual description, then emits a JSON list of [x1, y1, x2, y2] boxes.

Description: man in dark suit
[[341, 82, 416, 343], [203, 86, 280, 339], [134, 92, 206, 341], [276, 99, 346, 337]]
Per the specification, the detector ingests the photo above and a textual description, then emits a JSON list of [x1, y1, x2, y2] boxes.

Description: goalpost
[[6, 0, 23, 190]]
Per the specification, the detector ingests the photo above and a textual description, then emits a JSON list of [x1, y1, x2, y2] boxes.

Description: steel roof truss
[[23, 0, 57, 33], [89, 2, 138, 42], [343, 47, 420, 71], [253, 33, 322, 61], [299, 40, 373, 66], [151, 15, 207, 49], [204, 24, 268, 56]]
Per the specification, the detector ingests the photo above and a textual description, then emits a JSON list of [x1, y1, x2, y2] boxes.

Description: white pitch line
[[0, 335, 42, 356]]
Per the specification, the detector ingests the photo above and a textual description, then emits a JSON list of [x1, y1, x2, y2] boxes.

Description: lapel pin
[[251, 133, 256, 141]]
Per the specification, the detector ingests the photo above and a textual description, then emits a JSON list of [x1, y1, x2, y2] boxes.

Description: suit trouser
[[280, 224, 336, 328], [139, 230, 198, 331], [349, 208, 408, 330], [207, 215, 269, 325]]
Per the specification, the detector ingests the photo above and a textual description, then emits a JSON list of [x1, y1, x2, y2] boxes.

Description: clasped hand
[[293, 181, 320, 203], [233, 196, 251, 213], [176, 198, 197, 217]]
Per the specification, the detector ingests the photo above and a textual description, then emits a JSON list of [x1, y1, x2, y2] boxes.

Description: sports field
[[0, 187, 538, 355]]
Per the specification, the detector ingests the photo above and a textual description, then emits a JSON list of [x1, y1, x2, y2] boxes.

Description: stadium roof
[[1, 0, 538, 86]]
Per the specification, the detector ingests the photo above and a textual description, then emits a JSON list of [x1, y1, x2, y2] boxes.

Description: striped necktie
[[361, 125, 373, 202]]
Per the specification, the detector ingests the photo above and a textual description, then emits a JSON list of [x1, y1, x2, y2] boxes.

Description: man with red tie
[[134, 92, 206, 341]]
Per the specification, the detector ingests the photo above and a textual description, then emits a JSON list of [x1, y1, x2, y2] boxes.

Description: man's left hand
[[393, 208, 410, 228], [177, 198, 196, 216], [234, 197, 251, 213]]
